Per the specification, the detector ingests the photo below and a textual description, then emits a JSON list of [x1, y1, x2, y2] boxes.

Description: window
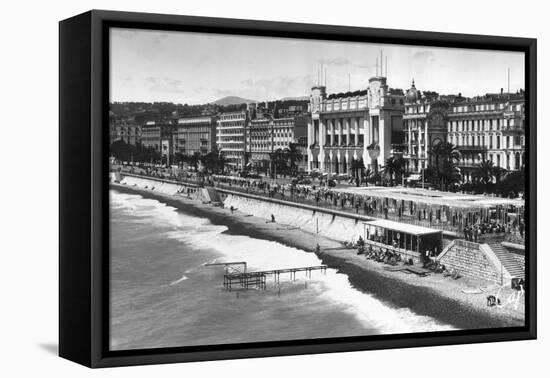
[[496, 136, 500, 149]]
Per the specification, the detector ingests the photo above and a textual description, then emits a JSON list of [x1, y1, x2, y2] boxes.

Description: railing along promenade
[[210, 180, 463, 235], [117, 170, 523, 243]]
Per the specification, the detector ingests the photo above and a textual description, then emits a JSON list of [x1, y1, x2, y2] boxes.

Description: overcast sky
[[110, 28, 525, 104]]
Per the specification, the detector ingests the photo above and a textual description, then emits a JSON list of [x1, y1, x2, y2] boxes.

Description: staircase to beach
[[436, 239, 525, 284], [206, 187, 221, 203], [487, 242, 525, 279]]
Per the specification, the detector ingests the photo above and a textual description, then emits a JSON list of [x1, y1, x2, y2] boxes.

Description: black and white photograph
[[3, 0, 548, 375], [108, 27, 528, 351]]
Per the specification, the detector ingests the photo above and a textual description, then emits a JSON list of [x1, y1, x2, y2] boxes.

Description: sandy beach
[[111, 182, 525, 330]]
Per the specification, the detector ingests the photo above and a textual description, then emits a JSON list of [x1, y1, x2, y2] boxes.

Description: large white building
[[307, 75, 405, 175], [403, 81, 526, 182], [216, 109, 250, 169]]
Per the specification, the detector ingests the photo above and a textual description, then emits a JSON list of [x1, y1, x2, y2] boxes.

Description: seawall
[[114, 173, 374, 244], [222, 193, 369, 244], [113, 173, 458, 248]]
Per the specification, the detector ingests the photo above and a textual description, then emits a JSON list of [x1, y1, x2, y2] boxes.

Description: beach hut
[[363, 219, 443, 255]]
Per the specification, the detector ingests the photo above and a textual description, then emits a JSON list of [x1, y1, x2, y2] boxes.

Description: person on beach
[[271, 214, 276, 223], [230, 205, 234, 214]]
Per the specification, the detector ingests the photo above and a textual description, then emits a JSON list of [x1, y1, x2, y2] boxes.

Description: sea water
[[110, 190, 453, 351]]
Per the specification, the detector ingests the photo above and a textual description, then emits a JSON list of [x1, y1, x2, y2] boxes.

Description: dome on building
[[405, 79, 419, 103]]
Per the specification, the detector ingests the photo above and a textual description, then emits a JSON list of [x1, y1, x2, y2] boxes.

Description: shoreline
[[111, 183, 524, 330]]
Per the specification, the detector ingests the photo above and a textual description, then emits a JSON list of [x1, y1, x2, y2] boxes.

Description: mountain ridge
[[210, 96, 258, 106]]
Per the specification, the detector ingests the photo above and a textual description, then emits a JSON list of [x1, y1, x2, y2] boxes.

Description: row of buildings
[[110, 105, 307, 171], [307, 74, 526, 182], [111, 73, 526, 181]]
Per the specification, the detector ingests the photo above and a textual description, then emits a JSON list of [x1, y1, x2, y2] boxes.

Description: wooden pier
[[220, 264, 328, 291], [205, 261, 247, 274]]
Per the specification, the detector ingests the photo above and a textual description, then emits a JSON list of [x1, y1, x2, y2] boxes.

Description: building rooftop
[[333, 186, 524, 209], [364, 219, 442, 236]]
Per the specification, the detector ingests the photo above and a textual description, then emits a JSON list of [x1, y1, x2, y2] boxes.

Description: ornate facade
[[403, 81, 526, 182], [402, 81, 449, 174], [307, 76, 405, 175]]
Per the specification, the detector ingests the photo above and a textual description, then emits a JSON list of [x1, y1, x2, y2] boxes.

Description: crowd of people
[[463, 220, 525, 243], [354, 236, 460, 278], [114, 164, 525, 245]]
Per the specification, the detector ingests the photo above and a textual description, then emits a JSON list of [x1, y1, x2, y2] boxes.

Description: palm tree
[[475, 159, 508, 188], [188, 152, 201, 172], [363, 166, 374, 186], [493, 166, 508, 183], [439, 160, 462, 190], [428, 142, 460, 190], [381, 156, 405, 186], [269, 148, 288, 178], [284, 143, 303, 175], [475, 159, 495, 186], [217, 151, 227, 174], [495, 166, 524, 197], [174, 152, 186, 169]]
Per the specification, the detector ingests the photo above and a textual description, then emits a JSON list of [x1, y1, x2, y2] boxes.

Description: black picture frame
[[59, 9, 537, 368]]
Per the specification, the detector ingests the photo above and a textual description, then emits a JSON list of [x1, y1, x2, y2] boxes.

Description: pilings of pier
[[222, 265, 327, 291]]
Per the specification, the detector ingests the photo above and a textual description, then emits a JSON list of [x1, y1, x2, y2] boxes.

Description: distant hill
[[211, 96, 257, 106]]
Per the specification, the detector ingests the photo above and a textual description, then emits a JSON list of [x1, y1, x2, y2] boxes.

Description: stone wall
[[438, 240, 502, 283]]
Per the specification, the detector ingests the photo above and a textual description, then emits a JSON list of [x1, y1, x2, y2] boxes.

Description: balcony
[[500, 125, 524, 133]]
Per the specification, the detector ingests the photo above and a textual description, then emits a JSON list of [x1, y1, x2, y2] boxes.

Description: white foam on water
[[111, 190, 455, 335], [168, 275, 189, 286], [110, 191, 142, 211], [179, 228, 454, 334]]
